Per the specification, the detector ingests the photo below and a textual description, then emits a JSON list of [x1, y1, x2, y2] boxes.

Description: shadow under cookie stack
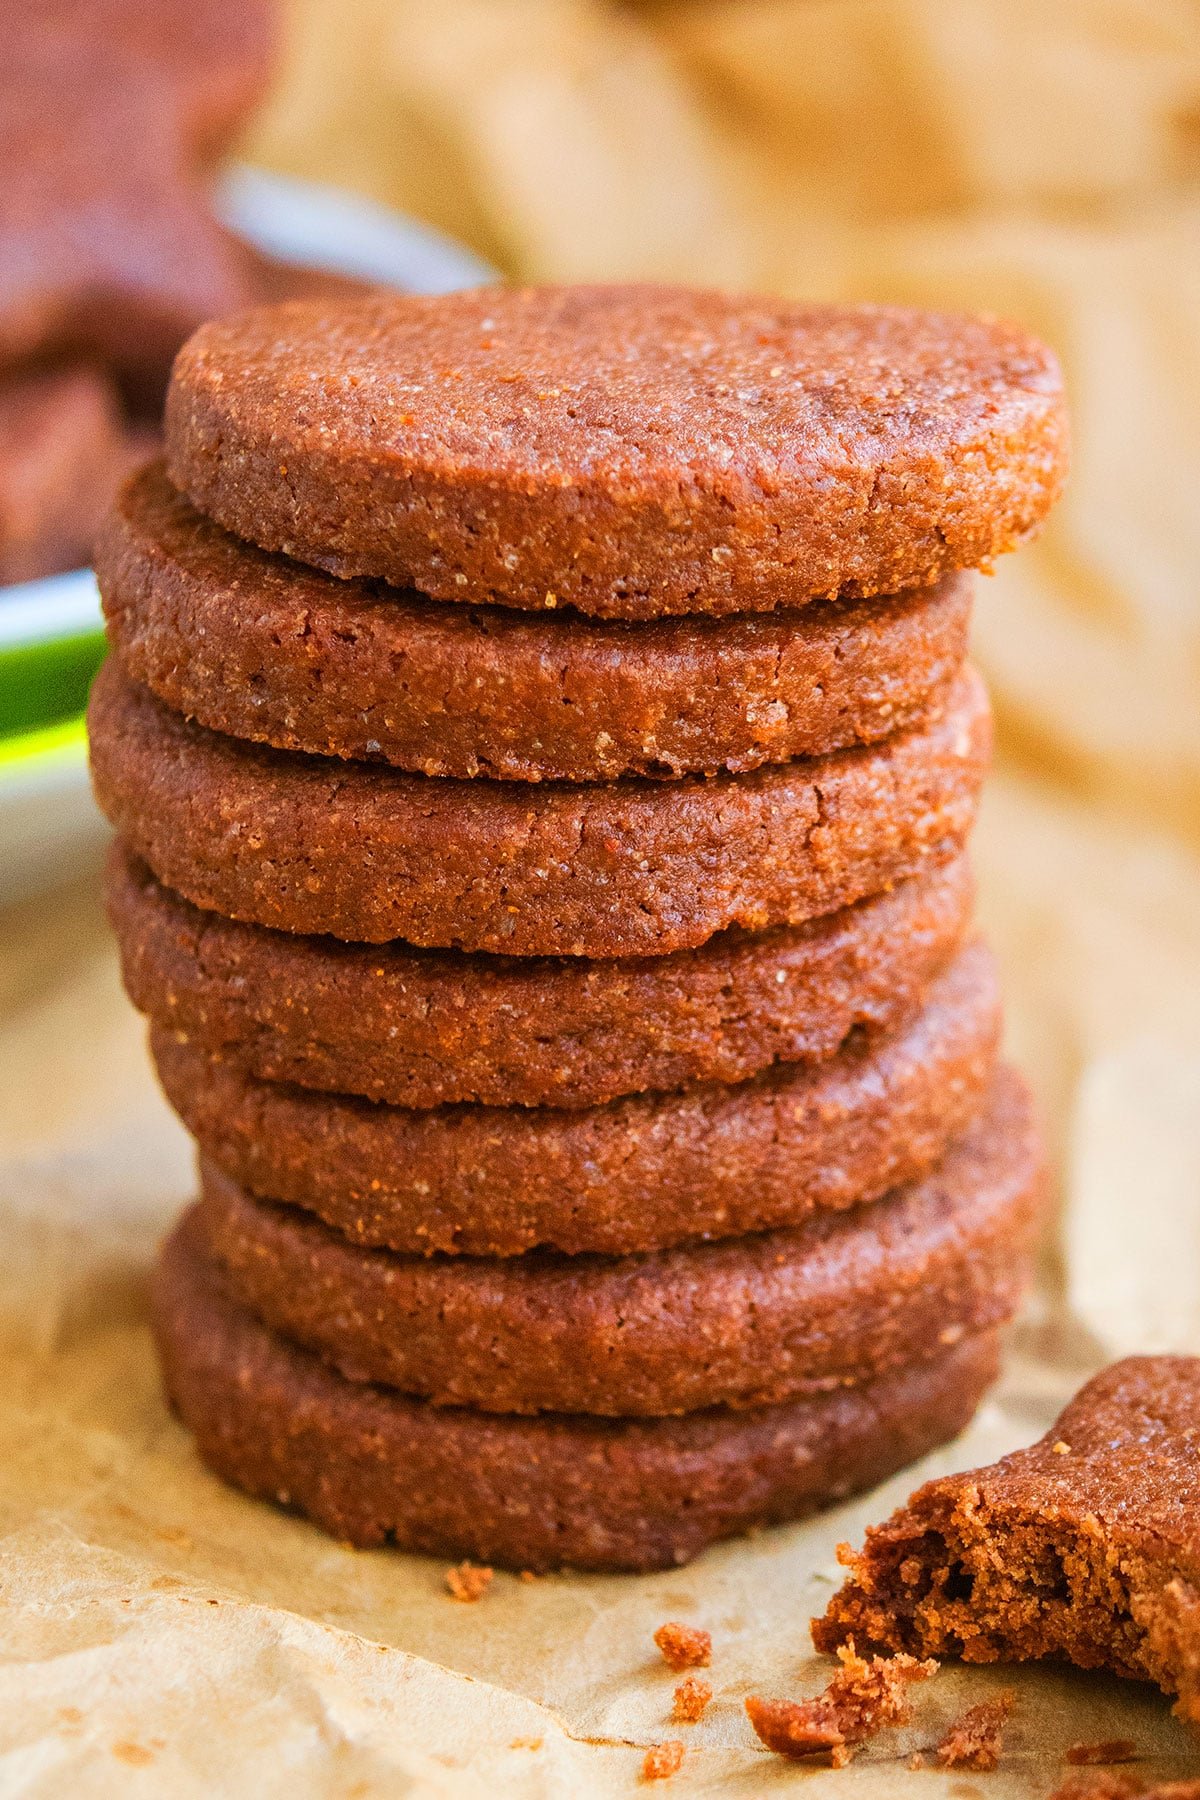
[[89, 285, 1068, 1573]]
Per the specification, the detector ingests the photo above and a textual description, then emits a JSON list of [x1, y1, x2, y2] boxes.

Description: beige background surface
[[3, 2, 1200, 1792]]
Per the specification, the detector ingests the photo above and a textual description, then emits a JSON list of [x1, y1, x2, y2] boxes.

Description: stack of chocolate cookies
[[89, 286, 1068, 1572]]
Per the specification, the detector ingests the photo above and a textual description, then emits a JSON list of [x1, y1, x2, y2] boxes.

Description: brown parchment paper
[[3, 1, 1200, 1789]]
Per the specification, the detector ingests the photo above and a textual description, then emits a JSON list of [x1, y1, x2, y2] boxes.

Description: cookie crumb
[[654, 1622, 711, 1671], [936, 1692, 1014, 1770], [518, 1570, 538, 1584], [1067, 1744, 1139, 1767], [672, 1674, 712, 1722], [641, 1741, 685, 1782], [908, 1751, 923, 1770], [745, 1642, 936, 1762], [445, 1561, 493, 1602], [510, 1737, 542, 1751]]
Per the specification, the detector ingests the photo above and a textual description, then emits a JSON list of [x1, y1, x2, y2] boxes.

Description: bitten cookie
[[109, 844, 974, 1108], [814, 1356, 1200, 1727], [154, 943, 1001, 1256], [99, 463, 972, 781], [154, 1214, 1003, 1572], [88, 660, 990, 956], [193, 1065, 1042, 1416], [165, 286, 1068, 619]]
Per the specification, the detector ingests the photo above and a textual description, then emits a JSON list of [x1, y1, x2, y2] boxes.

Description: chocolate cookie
[[0, 30, 262, 396], [193, 1066, 1041, 1416], [165, 286, 1068, 619], [153, 943, 1001, 1256], [0, 364, 126, 584], [88, 661, 989, 956], [813, 1356, 1200, 1726], [54, 0, 277, 161], [154, 1214, 1003, 1572], [100, 463, 972, 781], [109, 843, 974, 1109]]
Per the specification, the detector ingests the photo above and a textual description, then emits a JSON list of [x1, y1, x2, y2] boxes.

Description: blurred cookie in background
[[0, 4, 274, 392], [46, 0, 279, 163], [0, 0, 380, 584], [0, 365, 129, 587]]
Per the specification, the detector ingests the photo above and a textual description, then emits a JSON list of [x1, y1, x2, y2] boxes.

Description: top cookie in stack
[[90, 284, 1066, 1572]]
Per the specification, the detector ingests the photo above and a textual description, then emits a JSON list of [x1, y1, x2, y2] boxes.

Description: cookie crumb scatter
[[935, 1691, 1014, 1770], [445, 1561, 493, 1602], [744, 1642, 936, 1762], [654, 1621, 711, 1671], [672, 1674, 713, 1722], [1066, 1744, 1139, 1767], [641, 1740, 685, 1782]]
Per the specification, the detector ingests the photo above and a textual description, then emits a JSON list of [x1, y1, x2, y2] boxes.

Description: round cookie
[[154, 942, 1001, 1257], [109, 844, 974, 1109], [193, 1067, 1040, 1416], [99, 463, 973, 782], [154, 1215, 1003, 1572], [88, 660, 990, 957], [165, 285, 1068, 620]]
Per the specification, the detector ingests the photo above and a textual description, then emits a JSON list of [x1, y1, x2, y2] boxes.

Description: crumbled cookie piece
[[745, 1694, 847, 1762], [641, 1741, 684, 1782], [815, 1358, 1200, 1725], [745, 1642, 936, 1762], [445, 1561, 493, 1602], [672, 1675, 713, 1723], [654, 1622, 711, 1671], [1066, 1744, 1139, 1766], [936, 1692, 1014, 1770]]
